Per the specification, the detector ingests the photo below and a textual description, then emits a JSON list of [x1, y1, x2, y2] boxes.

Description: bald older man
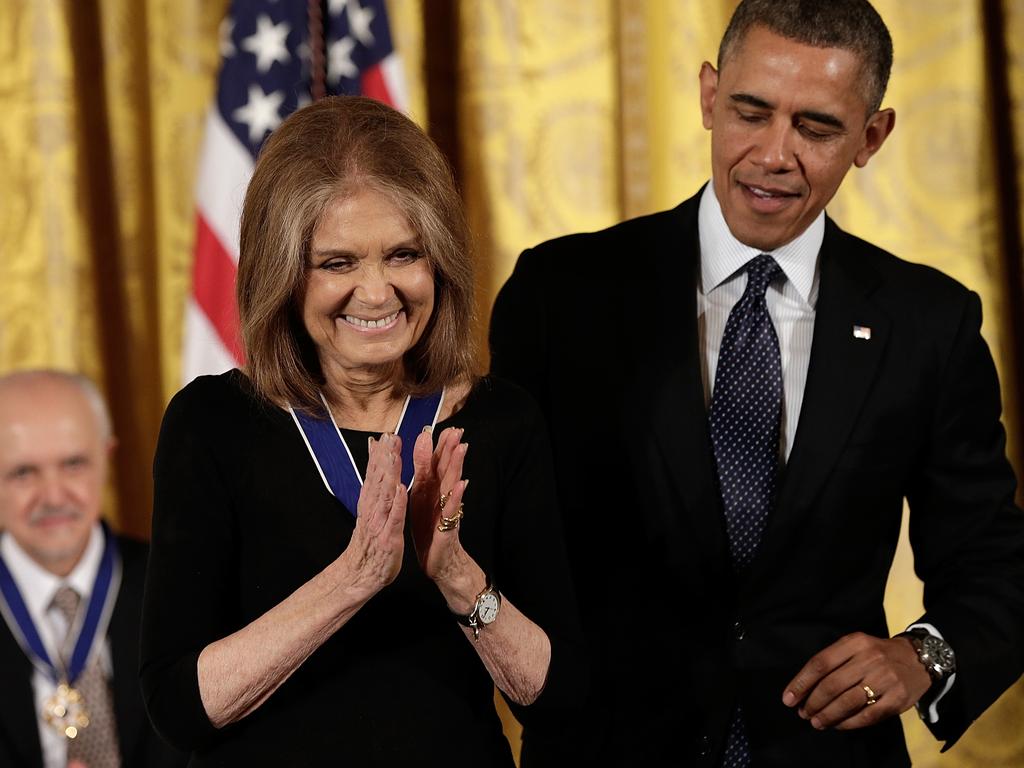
[[0, 371, 184, 768]]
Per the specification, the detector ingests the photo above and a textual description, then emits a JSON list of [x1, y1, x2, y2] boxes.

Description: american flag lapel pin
[[853, 325, 872, 340]]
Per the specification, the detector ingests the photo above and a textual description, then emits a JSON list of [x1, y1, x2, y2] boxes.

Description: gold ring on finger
[[437, 502, 464, 532], [439, 490, 452, 510], [863, 684, 878, 706]]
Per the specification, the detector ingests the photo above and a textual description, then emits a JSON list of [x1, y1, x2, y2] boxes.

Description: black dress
[[141, 370, 583, 767]]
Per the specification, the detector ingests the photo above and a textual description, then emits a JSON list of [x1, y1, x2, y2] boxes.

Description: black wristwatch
[[898, 628, 956, 683], [452, 577, 501, 640]]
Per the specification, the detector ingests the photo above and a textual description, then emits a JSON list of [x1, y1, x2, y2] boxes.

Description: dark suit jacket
[[0, 536, 186, 768], [489, 189, 1024, 768]]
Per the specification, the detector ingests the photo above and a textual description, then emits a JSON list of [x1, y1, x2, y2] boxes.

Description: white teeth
[[751, 187, 774, 198], [344, 311, 400, 329]]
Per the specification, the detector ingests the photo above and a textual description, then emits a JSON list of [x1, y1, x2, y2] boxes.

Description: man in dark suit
[[489, 1, 1024, 766], [0, 371, 185, 768]]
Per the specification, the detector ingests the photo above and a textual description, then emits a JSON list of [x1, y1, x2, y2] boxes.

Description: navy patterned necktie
[[709, 254, 783, 768], [709, 253, 784, 570]]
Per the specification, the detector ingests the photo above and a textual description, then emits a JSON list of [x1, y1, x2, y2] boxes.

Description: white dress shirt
[[696, 182, 822, 464], [694, 182, 951, 723], [0, 524, 112, 768]]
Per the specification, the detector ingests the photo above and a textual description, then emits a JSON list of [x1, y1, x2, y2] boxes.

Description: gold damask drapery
[[1, 1, 1022, 765]]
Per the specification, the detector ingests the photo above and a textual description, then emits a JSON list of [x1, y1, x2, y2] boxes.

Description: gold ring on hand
[[439, 490, 453, 510], [863, 684, 878, 706], [437, 503, 464, 532]]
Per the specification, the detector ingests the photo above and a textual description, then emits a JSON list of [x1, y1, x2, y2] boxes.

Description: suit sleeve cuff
[[907, 622, 955, 724]]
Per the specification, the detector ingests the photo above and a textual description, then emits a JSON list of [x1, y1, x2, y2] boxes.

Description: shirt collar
[[698, 181, 823, 307], [0, 523, 105, 619]]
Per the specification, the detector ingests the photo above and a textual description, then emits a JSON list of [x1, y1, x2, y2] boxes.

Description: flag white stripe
[[380, 53, 409, 112], [194, 108, 254, 264], [182, 299, 238, 384]]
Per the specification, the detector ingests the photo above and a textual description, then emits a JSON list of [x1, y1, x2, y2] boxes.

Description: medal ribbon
[[0, 523, 121, 684], [290, 391, 444, 516]]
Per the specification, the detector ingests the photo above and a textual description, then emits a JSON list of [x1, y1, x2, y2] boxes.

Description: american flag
[[182, 0, 408, 383]]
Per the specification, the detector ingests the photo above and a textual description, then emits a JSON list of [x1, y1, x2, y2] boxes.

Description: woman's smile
[[303, 188, 435, 381], [341, 310, 403, 331]]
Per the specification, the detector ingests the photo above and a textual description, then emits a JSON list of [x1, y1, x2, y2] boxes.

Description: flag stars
[[241, 14, 291, 73], [328, 36, 358, 83], [347, 1, 376, 46], [232, 84, 285, 143]]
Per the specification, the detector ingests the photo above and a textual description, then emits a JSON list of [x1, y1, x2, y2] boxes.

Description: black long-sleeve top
[[141, 371, 583, 767]]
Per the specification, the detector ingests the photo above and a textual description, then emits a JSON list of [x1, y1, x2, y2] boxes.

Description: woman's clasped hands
[[343, 427, 471, 597]]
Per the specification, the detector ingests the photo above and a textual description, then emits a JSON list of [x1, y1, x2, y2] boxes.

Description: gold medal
[[42, 682, 90, 739]]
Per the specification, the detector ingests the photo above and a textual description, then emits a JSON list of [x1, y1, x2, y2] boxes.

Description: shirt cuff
[[906, 622, 955, 724]]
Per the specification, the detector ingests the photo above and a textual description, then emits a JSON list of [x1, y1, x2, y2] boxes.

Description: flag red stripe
[[360, 64, 393, 105], [193, 213, 245, 363]]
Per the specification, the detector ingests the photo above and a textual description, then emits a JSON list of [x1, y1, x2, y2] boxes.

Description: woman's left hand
[[410, 426, 553, 706], [409, 426, 470, 583]]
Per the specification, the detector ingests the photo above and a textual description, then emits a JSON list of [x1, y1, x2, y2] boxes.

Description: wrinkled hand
[[782, 632, 932, 730], [341, 433, 407, 596], [409, 426, 469, 582]]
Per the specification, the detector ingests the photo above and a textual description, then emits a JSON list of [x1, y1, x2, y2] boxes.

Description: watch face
[[477, 593, 500, 625], [922, 636, 956, 673]]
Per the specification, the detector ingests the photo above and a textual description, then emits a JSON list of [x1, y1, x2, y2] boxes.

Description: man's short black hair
[[718, 0, 893, 113]]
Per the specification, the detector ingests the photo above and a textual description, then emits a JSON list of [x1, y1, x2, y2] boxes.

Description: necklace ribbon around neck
[[290, 390, 445, 516], [0, 522, 121, 685]]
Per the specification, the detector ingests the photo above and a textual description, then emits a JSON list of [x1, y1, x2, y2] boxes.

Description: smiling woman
[[235, 97, 476, 413], [303, 189, 437, 389], [140, 96, 583, 767]]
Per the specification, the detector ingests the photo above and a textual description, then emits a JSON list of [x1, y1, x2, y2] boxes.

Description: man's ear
[[854, 108, 895, 168], [699, 62, 719, 130]]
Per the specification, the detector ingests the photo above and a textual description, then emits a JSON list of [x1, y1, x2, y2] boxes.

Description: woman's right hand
[[341, 432, 407, 596], [193, 433, 409, 729]]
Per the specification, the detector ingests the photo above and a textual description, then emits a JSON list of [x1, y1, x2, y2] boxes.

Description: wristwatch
[[898, 628, 956, 683], [453, 577, 501, 640]]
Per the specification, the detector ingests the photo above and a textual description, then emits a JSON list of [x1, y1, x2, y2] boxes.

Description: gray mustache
[[29, 506, 82, 525]]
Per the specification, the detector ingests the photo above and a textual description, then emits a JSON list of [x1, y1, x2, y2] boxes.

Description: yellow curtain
[[1, 0, 1022, 765], [1, 0, 224, 538]]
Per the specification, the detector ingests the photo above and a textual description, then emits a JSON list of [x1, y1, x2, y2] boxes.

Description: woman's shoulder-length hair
[[236, 95, 477, 412]]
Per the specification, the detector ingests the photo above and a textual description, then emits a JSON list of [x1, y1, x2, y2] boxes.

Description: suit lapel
[[630, 194, 730, 570], [109, 537, 143, 763], [750, 220, 890, 578], [646, 354, 730, 567], [0, 617, 45, 768]]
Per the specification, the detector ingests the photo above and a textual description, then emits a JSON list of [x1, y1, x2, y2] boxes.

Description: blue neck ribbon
[[0, 523, 121, 684], [291, 391, 444, 516]]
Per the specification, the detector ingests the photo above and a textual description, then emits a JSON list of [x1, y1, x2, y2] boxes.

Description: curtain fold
[[458, 1, 621, 300]]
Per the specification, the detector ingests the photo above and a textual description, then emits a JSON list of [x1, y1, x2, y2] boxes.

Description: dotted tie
[[50, 586, 122, 768], [708, 254, 784, 768], [721, 706, 753, 768], [709, 253, 784, 570]]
